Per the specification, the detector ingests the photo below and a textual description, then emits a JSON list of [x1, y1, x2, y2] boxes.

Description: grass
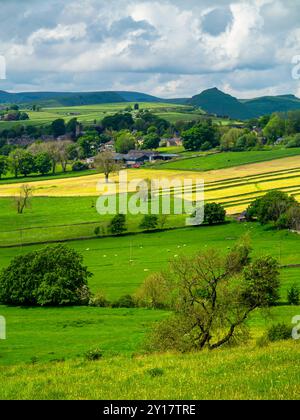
[[1, 221, 300, 299], [0, 341, 299, 399], [0, 306, 168, 366], [159, 149, 300, 171], [0, 102, 207, 129]]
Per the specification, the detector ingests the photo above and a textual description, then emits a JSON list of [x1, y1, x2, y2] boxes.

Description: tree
[[145, 242, 280, 352], [35, 153, 52, 175], [263, 114, 285, 142], [94, 150, 120, 183], [115, 130, 136, 154], [182, 120, 219, 151], [0, 156, 8, 179], [18, 151, 35, 177], [246, 191, 297, 225], [15, 184, 32, 214], [220, 128, 245, 151], [203, 203, 226, 225], [0, 245, 92, 306], [66, 117, 78, 138], [142, 133, 160, 150], [57, 140, 72, 172], [51, 119, 66, 138], [109, 214, 127, 235], [102, 113, 134, 131], [9, 148, 25, 178], [139, 215, 159, 230], [28, 142, 60, 174]]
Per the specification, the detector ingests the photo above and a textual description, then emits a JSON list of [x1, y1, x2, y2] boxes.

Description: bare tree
[[15, 184, 33, 214], [57, 140, 72, 172], [94, 150, 120, 183]]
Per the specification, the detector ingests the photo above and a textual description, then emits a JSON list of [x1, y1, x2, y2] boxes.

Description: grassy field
[[2, 155, 300, 216], [158, 149, 300, 171], [1, 150, 300, 399], [1, 221, 300, 298], [0, 341, 299, 400], [0, 102, 207, 129]]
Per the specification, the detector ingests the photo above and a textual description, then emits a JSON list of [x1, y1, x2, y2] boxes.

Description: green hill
[[242, 94, 300, 116], [188, 87, 252, 120]]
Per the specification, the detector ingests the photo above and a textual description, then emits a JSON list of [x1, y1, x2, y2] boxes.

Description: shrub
[[84, 348, 102, 361], [90, 292, 110, 307], [267, 323, 292, 342], [139, 215, 158, 231], [94, 226, 100, 236], [112, 294, 135, 308], [203, 203, 226, 225], [109, 214, 127, 235], [287, 284, 300, 306], [0, 245, 92, 306]]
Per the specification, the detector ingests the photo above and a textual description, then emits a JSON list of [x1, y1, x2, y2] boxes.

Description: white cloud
[[0, 0, 299, 98]]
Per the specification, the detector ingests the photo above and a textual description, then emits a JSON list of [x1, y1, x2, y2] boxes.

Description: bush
[[267, 323, 292, 342], [287, 284, 300, 306], [0, 245, 92, 306], [89, 292, 110, 307], [139, 215, 158, 231], [109, 214, 127, 235], [72, 161, 89, 172], [84, 348, 102, 361], [112, 294, 135, 308], [203, 203, 226, 225]]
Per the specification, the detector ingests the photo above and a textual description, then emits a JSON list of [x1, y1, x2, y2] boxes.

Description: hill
[[188, 88, 300, 119], [188, 87, 252, 120], [242, 94, 300, 116], [1, 88, 300, 118]]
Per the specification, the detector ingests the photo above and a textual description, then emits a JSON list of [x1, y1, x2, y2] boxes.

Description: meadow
[[0, 102, 205, 128], [1, 149, 300, 400], [158, 148, 300, 171], [0, 222, 300, 368], [2, 155, 300, 217], [0, 341, 299, 400]]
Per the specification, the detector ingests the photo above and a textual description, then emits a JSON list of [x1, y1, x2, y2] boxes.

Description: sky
[[0, 0, 300, 98]]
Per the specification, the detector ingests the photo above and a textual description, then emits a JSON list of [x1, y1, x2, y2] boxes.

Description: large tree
[[182, 120, 219, 151], [144, 241, 280, 352], [0, 245, 92, 306], [115, 130, 136, 154], [246, 191, 297, 224]]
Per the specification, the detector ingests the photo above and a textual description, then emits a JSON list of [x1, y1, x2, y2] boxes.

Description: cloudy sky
[[0, 0, 300, 98]]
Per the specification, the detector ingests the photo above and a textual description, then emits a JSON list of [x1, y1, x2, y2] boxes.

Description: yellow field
[[1, 155, 300, 214]]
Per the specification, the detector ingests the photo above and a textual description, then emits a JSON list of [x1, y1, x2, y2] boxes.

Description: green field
[[158, 149, 300, 171], [0, 340, 299, 400], [1, 147, 300, 400], [0, 102, 206, 129]]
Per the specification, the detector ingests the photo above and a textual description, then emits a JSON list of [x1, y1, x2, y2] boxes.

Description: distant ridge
[[0, 88, 300, 119]]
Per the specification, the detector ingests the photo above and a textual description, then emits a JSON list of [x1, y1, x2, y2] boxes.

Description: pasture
[[0, 152, 300, 399], [2, 155, 300, 216], [0, 102, 205, 128], [0, 221, 300, 369]]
